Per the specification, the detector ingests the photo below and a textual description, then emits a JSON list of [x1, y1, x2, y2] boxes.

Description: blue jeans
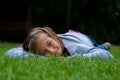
[[87, 35, 107, 50]]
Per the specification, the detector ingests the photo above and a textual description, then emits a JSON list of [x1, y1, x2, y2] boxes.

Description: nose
[[46, 47, 55, 55]]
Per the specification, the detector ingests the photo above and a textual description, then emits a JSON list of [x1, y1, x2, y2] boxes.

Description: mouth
[[54, 50, 58, 56], [54, 48, 59, 56]]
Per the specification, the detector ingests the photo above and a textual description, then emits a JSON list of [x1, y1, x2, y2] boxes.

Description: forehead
[[36, 33, 49, 52]]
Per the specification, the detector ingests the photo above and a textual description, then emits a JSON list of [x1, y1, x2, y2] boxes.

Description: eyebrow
[[41, 50, 45, 55], [40, 49, 46, 55], [46, 40, 49, 46]]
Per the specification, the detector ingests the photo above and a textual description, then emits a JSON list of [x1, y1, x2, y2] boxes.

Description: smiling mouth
[[54, 48, 59, 56]]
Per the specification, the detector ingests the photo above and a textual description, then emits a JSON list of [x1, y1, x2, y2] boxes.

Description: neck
[[62, 47, 70, 57]]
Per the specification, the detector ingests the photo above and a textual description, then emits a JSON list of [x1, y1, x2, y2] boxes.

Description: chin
[[57, 50, 62, 56]]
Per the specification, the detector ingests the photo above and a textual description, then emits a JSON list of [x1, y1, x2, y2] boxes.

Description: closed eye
[[47, 41, 52, 47]]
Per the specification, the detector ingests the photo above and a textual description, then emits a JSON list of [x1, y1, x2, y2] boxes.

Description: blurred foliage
[[32, 0, 120, 44]]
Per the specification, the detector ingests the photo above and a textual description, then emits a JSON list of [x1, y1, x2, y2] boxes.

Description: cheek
[[56, 42, 63, 52], [54, 41, 61, 47], [37, 42, 45, 54]]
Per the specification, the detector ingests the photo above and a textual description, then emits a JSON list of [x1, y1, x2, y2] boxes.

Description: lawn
[[0, 42, 120, 80]]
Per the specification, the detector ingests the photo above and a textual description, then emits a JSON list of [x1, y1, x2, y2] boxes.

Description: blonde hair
[[23, 27, 64, 54]]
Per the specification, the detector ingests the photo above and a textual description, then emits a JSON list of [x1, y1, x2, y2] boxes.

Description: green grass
[[0, 42, 120, 80]]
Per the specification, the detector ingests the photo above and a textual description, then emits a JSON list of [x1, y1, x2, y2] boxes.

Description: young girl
[[5, 27, 114, 60]]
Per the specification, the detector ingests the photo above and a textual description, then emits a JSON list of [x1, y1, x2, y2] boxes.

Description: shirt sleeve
[[4, 45, 45, 58]]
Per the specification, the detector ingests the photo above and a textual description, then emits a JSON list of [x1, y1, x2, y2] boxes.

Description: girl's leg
[[97, 42, 111, 50], [83, 48, 114, 60], [87, 35, 111, 50]]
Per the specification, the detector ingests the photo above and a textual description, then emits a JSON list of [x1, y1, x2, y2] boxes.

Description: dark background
[[0, 0, 120, 44]]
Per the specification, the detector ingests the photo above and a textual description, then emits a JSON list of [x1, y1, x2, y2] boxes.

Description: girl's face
[[36, 33, 63, 56]]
